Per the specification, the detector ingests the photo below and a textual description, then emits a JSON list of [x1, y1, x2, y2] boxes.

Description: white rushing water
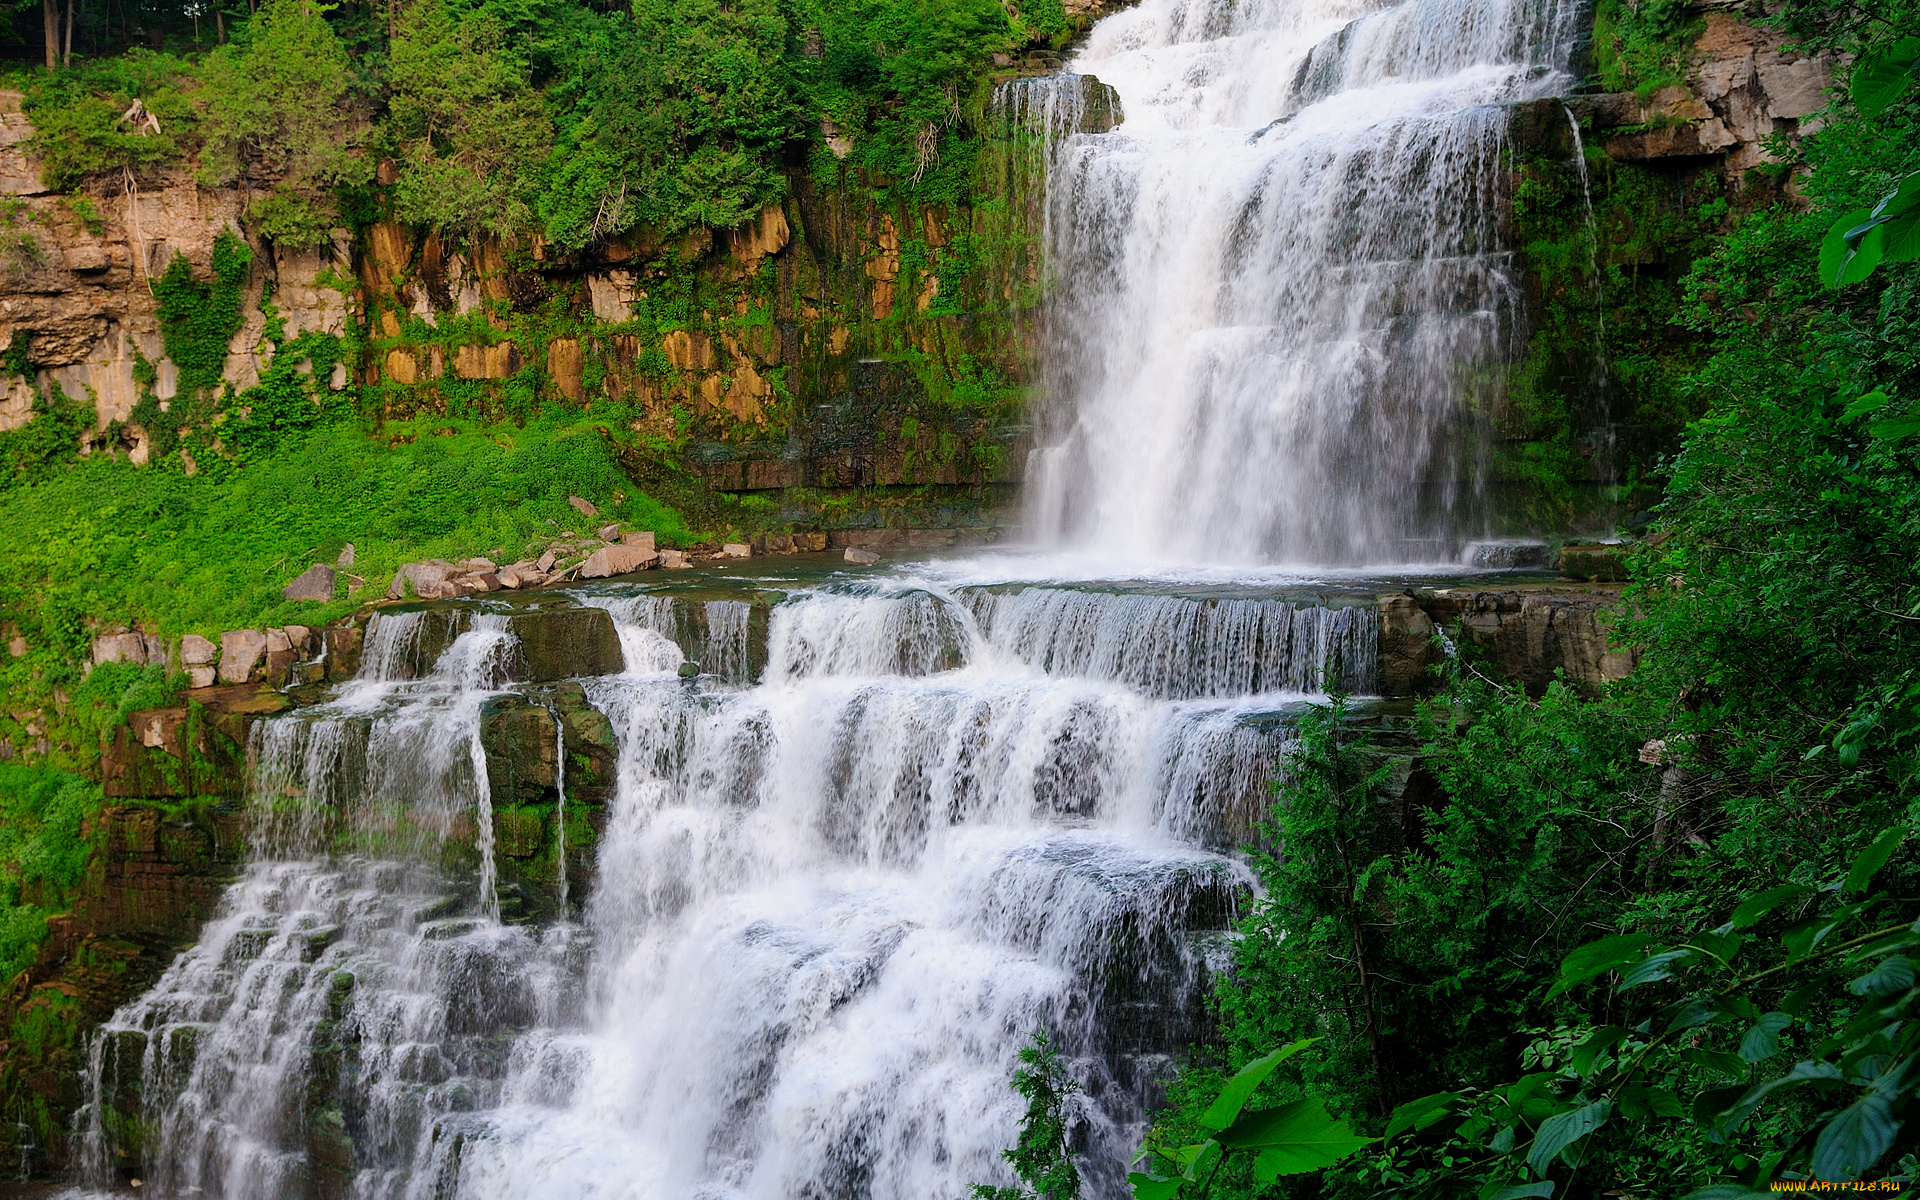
[[1021, 0, 1581, 564], [70, 584, 1337, 1199]]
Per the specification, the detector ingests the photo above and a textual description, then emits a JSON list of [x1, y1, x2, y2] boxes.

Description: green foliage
[[1129, 1041, 1372, 1198], [1353, 829, 1920, 1195], [0, 198, 46, 284], [1, 330, 30, 378], [193, 0, 368, 228], [20, 51, 196, 190], [386, 0, 548, 237], [1590, 0, 1702, 98], [0, 764, 108, 982], [0, 383, 91, 488], [969, 1029, 1083, 1200], [62, 194, 104, 235], [151, 230, 252, 397], [0, 414, 690, 646]]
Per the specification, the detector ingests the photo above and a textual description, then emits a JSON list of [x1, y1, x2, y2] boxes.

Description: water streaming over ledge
[[67, 578, 1364, 1198], [1020, 0, 1583, 564]]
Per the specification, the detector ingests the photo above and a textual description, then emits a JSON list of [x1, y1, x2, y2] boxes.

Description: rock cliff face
[[1585, 13, 1837, 182], [0, 91, 348, 455], [0, 77, 1124, 532], [0, 803, 241, 1170]]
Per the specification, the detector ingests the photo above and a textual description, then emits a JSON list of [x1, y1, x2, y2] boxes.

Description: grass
[[0, 412, 696, 649]]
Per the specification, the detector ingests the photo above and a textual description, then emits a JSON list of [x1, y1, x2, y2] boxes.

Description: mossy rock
[[506, 606, 623, 681]]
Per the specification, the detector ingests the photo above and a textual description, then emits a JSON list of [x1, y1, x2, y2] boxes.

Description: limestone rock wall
[[0, 90, 349, 456]]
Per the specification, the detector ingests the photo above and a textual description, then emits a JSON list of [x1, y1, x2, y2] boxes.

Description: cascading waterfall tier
[[67, 571, 1387, 1199], [1022, 0, 1583, 564]]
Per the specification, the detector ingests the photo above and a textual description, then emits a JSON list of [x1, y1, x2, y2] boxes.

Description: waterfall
[[59, 0, 1581, 1187], [1026, 0, 1582, 564]]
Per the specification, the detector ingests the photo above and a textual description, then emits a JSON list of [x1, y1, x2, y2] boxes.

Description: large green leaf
[[1198, 1039, 1318, 1131], [1385, 1091, 1462, 1139], [1619, 949, 1692, 990], [1571, 1027, 1632, 1078], [1844, 827, 1906, 894], [1488, 1184, 1556, 1199], [1811, 1091, 1900, 1180], [1731, 884, 1816, 928], [1738, 1013, 1792, 1062], [1128, 1172, 1185, 1200], [1823, 208, 1884, 287], [1210, 1099, 1371, 1179], [1548, 935, 1653, 998], [1525, 1100, 1611, 1175], [1848, 954, 1914, 996], [1709, 1060, 1844, 1135], [1852, 36, 1920, 117]]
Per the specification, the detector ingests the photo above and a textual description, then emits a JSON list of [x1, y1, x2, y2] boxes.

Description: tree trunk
[[42, 0, 58, 70], [61, 0, 74, 66]]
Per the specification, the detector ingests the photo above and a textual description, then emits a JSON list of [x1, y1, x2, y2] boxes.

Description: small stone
[[597, 523, 621, 542], [844, 548, 880, 565], [187, 666, 216, 689], [660, 550, 692, 570], [336, 543, 356, 568], [282, 564, 336, 602], [536, 550, 557, 573], [461, 557, 498, 572], [622, 531, 657, 551], [721, 543, 752, 559], [7, 635, 25, 657], [569, 495, 599, 518], [498, 569, 523, 589], [179, 634, 217, 666]]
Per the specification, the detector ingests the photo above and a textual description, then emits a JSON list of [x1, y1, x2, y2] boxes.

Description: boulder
[[596, 523, 621, 542], [1558, 543, 1629, 582], [325, 625, 362, 681], [579, 544, 660, 579], [179, 634, 217, 666], [844, 548, 880, 565], [336, 543, 356, 568], [92, 631, 150, 667], [461, 557, 498, 572], [387, 559, 458, 600], [1378, 594, 1440, 696], [506, 607, 624, 681], [622, 531, 656, 552], [722, 543, 752, 559], [283, 564, 336, 602], [661, 550, 692, 570], [569, 495, 599, 518], [800, 532, 829, 551], [466, 572, 500, 592], [499, 568, 524, 589], [218, 630, 268, 684], [187, 667, 216, 689], [536, 550, 557, 573]]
